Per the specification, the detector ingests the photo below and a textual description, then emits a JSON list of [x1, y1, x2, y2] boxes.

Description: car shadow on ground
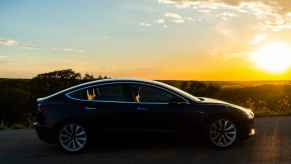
[[52, 132, 253, 154]]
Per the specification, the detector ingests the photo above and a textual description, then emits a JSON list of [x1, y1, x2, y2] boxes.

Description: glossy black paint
[[34, 79, 255, 144]]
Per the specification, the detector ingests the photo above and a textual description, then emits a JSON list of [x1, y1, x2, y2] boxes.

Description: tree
[[0, 87, 30, 125], [35, 69, 81, 80], [30, 69, 83, 100], [83, 73, 95, 81]]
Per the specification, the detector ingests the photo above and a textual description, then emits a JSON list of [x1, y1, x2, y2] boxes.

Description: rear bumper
[[34, 122, 57, 144]]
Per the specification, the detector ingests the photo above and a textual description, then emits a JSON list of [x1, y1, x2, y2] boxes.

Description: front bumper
[[239, 117, 255, 139], [34, 122, 57, 144], [249, 128, 256, 136]]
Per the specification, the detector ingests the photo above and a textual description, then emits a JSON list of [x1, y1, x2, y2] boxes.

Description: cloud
[[158, 0, 176, 5], [63, 48, 73, 52], [165, 12, 183, 19], [155, 19, 169, 28], [156, 19, 165, 24], [164, 12, 185, 23], [0, 39, 41, 50], [0, 39, 18, 46], [51, 48, 85, 53], [159, 0, 291, 13], [158, 0, 291, 31], [139, 22, 152, 27], [251, 33, 268, 45], [172, 19, 185, 23], [19, 44, 40, 50], [0, 38, 86, 54]]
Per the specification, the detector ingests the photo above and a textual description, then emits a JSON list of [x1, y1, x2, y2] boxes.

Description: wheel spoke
[[225, 124, 235, 131], [68, 140, 74, 148], [223, 120, 228, 129], [222, 135, 228, 145], [213, 133, 221, 141], [217, 135, 223, 144], [76, 130, 86, 136], [75, 125, 81, 133], [72, 140, 77, 149], [224, 133, 234, 141], [75, 139, 81, 148], [60, 133, 70, 138], [77, 136, 87, 142], [218, 120, 223, 130], [64, 127, 72, 135], [63, 137, 72, 144], [226, 131, 236, 135]]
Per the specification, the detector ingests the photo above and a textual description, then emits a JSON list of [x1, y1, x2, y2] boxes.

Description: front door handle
[[84, 106, 96, 110], [136, 106, 148, 111]]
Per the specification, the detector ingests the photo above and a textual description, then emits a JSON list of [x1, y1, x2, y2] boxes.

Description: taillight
[[37, 103, 41, 112], [37, 103, 48, 113]]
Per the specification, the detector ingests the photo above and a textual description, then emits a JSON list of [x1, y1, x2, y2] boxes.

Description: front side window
[[69, 83, 128, 101], [128, 84, 185, 103]]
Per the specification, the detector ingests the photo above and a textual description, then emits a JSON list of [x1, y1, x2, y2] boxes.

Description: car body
[[34, 79, 255, 152]]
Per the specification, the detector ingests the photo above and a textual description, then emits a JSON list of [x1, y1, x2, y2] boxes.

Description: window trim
[[65, 81, 190, 104]]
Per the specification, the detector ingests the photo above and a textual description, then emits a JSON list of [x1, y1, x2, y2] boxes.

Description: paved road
[[0, 117, 291, 164]]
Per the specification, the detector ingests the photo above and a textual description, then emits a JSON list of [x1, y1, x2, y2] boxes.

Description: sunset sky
[[1, 0, 291, 80]]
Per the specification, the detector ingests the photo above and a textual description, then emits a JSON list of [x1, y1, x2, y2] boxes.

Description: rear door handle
[[136, 107, 148, 111]]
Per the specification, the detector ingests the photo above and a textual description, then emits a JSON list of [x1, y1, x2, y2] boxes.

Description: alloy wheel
[[58, 123, 87, 152], [209, 119, 237, 148]]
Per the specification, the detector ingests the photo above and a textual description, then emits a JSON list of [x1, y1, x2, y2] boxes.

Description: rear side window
[[68, 83, 128, 101]]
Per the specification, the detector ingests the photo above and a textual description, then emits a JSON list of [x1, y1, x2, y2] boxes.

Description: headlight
[[247, 110, 254, 119]]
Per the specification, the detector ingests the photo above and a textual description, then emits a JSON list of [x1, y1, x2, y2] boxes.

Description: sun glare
[[251, 42, 291, 73]]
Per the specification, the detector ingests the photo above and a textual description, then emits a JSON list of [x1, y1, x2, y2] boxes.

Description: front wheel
[[208, 119, 238, 148], [58, 123, 88, 153]]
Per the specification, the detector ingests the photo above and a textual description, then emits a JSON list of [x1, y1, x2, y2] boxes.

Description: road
[[0, 117, 291, 164]]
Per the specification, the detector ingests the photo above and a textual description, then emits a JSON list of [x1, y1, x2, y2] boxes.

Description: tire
[[58, 123, 88, 153], [208, 118, 238, 148]]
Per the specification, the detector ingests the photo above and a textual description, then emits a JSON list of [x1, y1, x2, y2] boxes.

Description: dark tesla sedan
[[34, 79, 255, 152]]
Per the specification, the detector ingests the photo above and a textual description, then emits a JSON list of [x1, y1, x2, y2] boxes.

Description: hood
[[198, 97, 252, 114]]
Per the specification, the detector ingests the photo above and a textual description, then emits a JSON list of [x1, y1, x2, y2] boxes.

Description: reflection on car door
[[92, 83, 137, 131], [127, 84, 189, 132], [69, 83, 136, 131]]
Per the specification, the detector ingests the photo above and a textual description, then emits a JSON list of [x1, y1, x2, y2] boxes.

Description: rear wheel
[[208, 118, 238, 148], [58, 123, 88, 153]]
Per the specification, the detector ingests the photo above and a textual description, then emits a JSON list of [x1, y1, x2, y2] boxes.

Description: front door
[[126, 84, 189, 132]]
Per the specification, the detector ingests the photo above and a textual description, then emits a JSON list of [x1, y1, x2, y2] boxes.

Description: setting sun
[[251, 42, 291, 73]]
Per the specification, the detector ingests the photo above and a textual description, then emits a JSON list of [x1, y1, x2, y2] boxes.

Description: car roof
[[67, 78, 163, 90], [38, 78, 163, 100]]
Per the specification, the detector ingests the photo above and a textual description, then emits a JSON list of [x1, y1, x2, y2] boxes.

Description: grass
[[0, 120, 32, 130]]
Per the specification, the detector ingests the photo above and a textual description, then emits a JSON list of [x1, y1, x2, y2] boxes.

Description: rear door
[[67, 83, 136, 131]]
